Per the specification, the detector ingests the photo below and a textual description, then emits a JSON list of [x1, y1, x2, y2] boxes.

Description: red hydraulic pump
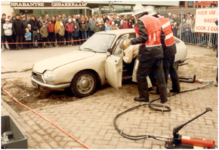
[[165, 108, 217, 149]]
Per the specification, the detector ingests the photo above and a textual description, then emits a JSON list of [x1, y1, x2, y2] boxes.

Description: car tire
[[175, 61, 179, 71], [70, 71, 97, 98]]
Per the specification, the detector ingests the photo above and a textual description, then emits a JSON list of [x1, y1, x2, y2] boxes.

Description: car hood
[[33, 50, 96, 73]]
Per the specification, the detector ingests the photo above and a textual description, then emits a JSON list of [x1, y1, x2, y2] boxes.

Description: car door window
[[113, 38, 126, 56], [113, 34, 129, 56]]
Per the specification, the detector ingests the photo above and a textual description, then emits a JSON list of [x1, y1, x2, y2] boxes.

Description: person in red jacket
[[65, 19, 74, 46], [121, 20, 129, 29], [128, 20, 133, 28], [46, 19, 57, 47]]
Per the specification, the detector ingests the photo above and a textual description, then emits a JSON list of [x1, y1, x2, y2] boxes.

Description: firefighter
[[125, 4, 168, 103], [147, 6, 180, 94]]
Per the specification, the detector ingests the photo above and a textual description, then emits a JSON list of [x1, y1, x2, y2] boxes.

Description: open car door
[[105, 34, 129, 89]]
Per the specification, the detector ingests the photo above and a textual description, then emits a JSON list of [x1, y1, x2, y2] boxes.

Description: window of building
[[188, 1, 193, 7]]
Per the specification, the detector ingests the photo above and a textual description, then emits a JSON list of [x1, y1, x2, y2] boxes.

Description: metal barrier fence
[[157, 8, 218, 48]]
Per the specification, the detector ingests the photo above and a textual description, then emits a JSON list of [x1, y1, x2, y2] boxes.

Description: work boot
[[134, 97, 149, 102]]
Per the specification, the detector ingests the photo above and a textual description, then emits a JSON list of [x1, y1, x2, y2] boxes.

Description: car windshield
[[80, 33, 116, 53]]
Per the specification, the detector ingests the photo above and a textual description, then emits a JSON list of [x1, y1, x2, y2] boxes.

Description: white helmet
[[133, 3, 147, 17], [145, 6, 157, 16]]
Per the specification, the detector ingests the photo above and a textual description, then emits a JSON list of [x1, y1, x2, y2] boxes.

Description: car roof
[[97, 29, 135, 36]]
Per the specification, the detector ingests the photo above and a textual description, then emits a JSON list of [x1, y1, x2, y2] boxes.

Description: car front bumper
[[31, 76, 71, 90]]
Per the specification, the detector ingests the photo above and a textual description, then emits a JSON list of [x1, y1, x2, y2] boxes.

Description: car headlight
[[43, 70, 54, 84]]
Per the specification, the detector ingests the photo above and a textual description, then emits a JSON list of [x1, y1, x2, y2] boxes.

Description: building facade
[[1, 1, 180, 18]]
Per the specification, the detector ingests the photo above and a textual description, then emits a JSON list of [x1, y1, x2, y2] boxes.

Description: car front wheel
[[71, 71, 97, 98]]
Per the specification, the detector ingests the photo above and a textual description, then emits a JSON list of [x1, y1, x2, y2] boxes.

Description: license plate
[[32, 81, 39, 89]]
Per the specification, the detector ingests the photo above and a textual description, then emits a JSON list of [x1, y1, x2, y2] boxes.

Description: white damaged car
[[31, 29, 188, 98]]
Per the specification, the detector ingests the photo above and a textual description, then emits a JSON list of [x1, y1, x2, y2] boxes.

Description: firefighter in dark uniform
[[128, 4, 168, 103], [147, 6, 180, 94]]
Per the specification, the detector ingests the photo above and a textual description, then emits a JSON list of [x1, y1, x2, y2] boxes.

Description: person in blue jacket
[[24, 28, 32, 49], [73, 25, 79, 45]]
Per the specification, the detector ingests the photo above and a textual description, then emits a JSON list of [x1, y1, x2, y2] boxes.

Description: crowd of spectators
[[165, 12, 218, 50], [1, 11, 217, 51], [1, 12, 136, 50]]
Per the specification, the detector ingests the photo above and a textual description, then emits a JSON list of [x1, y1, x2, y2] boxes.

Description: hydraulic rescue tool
[[165, 108, 217, 149]]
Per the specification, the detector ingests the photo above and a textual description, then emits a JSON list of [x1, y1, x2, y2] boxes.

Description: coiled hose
[[113, 80, 214, 141]]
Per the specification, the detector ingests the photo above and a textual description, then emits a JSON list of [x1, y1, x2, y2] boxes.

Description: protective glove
[[124, 39, 131, 48]]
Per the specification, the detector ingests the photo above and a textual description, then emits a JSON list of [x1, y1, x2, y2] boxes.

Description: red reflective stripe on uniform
[[165, 36, 175, 47], [158, 17, 175, 47], [140, 16, 162, 47]]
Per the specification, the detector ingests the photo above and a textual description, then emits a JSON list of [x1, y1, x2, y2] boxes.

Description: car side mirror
[[107, 48, 112, 56]]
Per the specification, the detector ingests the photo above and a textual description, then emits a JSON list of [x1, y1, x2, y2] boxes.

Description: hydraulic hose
[[114, 80, 214, 141]]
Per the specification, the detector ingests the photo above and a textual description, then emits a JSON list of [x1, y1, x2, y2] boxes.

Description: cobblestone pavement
[[1, 45, 218, 149]]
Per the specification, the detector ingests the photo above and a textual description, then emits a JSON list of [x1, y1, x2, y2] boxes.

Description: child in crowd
[[40, 23, 48, 48], [111, 22, 117, 30], [185, 24, 191, 43], [58, 23, 65, 47], [105, 23, 112, 31], [100, 21, 105, 31], [79, 19, 88, 43], [44, 19, 48, 27], [94, 22, 101, 33], [35, 29, 42, 48], [24, 28, 32, 49], [27, 24, 33, 48], [72, 25, 79, 45]]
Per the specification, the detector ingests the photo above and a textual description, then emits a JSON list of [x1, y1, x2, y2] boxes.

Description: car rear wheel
[[71, 71, 97, 98]]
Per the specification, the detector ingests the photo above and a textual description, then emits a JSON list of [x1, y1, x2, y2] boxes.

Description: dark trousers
[[73, 36, 79, 45], [1, 35, 6, 49], [37, 40, 42, 48], [48, 32, 56, 46], [59, 36, 64, 46], [81, 31, 87, 43], [67, 33, 72, 45], [65, 31, 68, 45], [25, 40, 32, 49], [5, 36, 13, 49], [79, 31, 82, 44], [163, 56, 180, 92], [16, 34, 24, 49], [12, 33, 16, 49], [137, 59, 167, 103], [90, 31, 94, 37], [41, 37, 48, 47], [56, 33, 59, 45]]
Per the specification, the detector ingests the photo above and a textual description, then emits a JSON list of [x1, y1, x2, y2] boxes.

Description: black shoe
[[170, 90, 180, 93], [134, 97, 149, 102]]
